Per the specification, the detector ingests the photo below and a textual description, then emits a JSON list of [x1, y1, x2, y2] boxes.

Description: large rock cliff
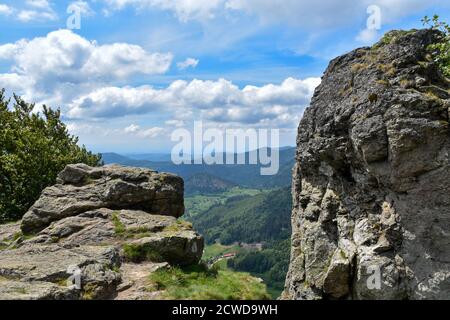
[[0, 164, 203, 300], [283, 29, 449, 300]]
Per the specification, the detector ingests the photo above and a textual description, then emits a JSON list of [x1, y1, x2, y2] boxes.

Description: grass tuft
[[148, 264, 271, 300]]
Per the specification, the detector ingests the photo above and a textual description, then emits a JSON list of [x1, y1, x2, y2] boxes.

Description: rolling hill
[[101, 147, 295, 189]]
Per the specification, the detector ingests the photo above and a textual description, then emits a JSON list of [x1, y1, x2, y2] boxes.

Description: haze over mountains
[[102, 147, 295, 190]]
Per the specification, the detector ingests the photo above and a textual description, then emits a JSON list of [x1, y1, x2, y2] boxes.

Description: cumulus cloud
[[67, 77, 320, 127], [26, 0, 51, 9], [0, 30, 173, 105], [0, 73, 31, 93], [355, 29, 380, 44], [165, 119, 185, 127], [100, 0, 446, 27], [124, 124, 141, 133], [67, 1, 95, 16], [0, 0, 58, 22], [15, 0, 58, 22], [0, 4, 13, 15], [0, 30, 172, 84], [17, 9, 57, 22], [102, 0, 225, 21], [123, 124, 165, 138], [177, 57, 199, 70]]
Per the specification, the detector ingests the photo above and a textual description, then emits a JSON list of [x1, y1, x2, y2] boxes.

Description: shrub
[[0, 90, 101, 223], [422, 15, 450, 77]]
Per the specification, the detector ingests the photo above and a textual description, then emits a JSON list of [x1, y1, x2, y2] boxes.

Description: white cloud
[[67, 77, 321, 127], [0, 30, 173, 103], [124, 124, 165, 138], [177, 57, 199, 70], [0, 0, 58, 22], [139, 127, 165, 138], [0, 4, 13, 15], [124, 124, 141, 133], [15, 0, 58, 22], [101, 0, 447, 28], [17, 9, 57, 22], [26, 0, 51, 9], [102, 0, 225, 22], [356, 29, 379, 44], [165, 119, 185, 127], [67, 1, 95, 16], [0, 73, 31, 93]]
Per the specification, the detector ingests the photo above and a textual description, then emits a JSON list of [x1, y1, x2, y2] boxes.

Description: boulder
[[0, 244, 121, 299], [21, 164, 184, 234], [0, 164, 204, 300]]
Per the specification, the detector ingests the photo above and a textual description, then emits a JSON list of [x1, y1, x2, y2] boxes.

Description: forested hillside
[[189, 188, 292, 297], [191, 188, 291, 245], [185, 173, 237, 195]]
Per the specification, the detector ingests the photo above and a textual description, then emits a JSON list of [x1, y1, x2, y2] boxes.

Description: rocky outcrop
[[21, 164, 184, 234], [283, 29, 449, 300], [0, 164, 203, 300]]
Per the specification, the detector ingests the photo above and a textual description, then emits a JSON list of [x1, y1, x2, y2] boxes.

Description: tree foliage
[[0, 90, 101, 223], [227, 239, 291, 297], [191, 188, 292, 245], [422, 15, 450, 77]]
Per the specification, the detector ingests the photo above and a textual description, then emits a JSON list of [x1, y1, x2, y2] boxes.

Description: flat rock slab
[[21, 164, 184, 234], [0, 244, 121, 300], [0, 164, 205, 300], [115, 262, 167, 300], [0, 279, 79, 300]]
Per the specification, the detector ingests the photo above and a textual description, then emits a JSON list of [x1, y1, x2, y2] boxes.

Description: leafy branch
[[422, 15, 450, 78]]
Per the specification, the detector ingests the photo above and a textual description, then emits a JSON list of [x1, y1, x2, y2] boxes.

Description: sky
[[0, 0, 449, 153]]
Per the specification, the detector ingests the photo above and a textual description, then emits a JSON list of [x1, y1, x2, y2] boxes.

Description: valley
[[102, 148, 295, 299]]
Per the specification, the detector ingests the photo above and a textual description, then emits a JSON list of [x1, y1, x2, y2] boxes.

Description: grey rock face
[[0, 164, 204, 300], [283, 30, 450, 300], [21, 164, 185, 234]]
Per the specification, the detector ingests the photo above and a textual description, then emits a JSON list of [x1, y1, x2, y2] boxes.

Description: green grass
[[111, 212, 126, 234], [211, 259, 230, 271], [163, 220, 193, 233], [185, 187, 263, 218], [122, 243, 164, 263], [111, 212, 154, 239], [148, 264, 271, 300]]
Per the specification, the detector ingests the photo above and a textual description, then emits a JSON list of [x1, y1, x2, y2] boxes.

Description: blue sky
[[0, 0, 449, 153]]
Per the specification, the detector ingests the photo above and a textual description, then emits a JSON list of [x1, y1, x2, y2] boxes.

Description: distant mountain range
[[101, 147, 295, 189], [124, 153, 173, 162]]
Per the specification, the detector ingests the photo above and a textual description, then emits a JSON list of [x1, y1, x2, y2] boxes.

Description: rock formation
[[283, 29, 449, 300], [0, 164, 203, 300]]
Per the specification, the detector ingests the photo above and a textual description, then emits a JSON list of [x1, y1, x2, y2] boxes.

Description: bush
[[0, 90, 101, 223], [422, 15, 450, 77]]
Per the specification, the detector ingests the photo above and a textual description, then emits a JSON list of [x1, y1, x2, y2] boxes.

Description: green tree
[[0, 89, 101, 223], [422, 15, 450, 77]]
